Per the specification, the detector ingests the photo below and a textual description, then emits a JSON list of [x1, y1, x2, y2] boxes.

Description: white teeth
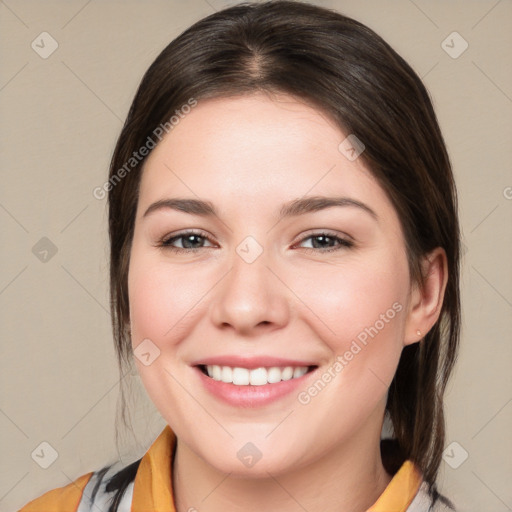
[[210, 365, 222, 381], [232, 367, 250, 385], [267, 367, 282, 384], [293, 367, 308, 378], [221, 366, 233, 382], [281, 367, 294, 381], [249, 367, 267, 386], [204, 365, 310, 385]]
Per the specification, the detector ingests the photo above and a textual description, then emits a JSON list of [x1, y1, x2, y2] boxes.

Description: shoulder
[[18, 459, 140, 512], [407, 481, 456, 512], [18, 471, 94, 512]]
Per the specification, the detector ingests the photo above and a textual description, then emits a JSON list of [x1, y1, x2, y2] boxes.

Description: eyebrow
[[142, 196, 378, 221]]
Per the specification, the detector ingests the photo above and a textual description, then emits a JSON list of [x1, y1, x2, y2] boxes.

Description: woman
[[20, 1, 460, 510]]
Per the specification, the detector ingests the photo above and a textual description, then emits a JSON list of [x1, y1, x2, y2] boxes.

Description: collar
[[132, 425, 422, 512], [132, 424, 177, 511], [367, 460, 423, 511]]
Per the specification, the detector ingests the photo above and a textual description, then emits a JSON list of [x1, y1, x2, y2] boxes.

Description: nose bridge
[[210, 237, 289, 333]]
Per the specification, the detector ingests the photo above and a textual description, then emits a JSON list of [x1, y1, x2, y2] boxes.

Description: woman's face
[[128, 93, 418, 476]]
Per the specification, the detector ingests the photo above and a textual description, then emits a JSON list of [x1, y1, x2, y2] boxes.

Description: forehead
[[137, 93, 396, 224], [158, 93, 345, 162]]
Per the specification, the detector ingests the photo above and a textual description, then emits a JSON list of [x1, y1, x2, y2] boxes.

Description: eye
[[159, 230, 215, 253], [158, 230, 354, 254], [295, 231, 354, 253]]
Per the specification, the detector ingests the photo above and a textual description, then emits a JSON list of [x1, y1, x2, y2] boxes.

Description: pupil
[[313, 235, 331, 248], [184, 235, 202, 249]]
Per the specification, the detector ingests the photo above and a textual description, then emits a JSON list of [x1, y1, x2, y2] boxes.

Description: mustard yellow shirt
[[19, 424, 427, 512]]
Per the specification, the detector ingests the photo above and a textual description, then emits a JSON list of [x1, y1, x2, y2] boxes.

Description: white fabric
[[76, 462, 133, 512], [407, 481, 455, 511]]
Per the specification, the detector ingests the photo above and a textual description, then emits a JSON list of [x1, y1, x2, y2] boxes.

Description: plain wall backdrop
[[1, 0, 511, 510]]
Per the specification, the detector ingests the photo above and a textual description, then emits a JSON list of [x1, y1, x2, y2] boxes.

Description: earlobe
[[404, 247, 448, 346]]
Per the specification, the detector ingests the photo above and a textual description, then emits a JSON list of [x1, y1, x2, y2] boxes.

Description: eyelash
[[159, 230, 354, 254]]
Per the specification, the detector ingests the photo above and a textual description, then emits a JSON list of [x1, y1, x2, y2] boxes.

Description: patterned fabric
[[19, 424, 455, 512], [76, 462, 133, 512]]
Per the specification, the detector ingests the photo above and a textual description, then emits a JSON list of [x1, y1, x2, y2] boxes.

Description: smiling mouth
[[197, 364, 318, 386]]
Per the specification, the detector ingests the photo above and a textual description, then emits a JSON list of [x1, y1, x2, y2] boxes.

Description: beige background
[[1, 0, 511, 510]]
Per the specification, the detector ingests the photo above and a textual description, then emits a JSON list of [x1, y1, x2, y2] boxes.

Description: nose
[[209, 248, 291, 336]]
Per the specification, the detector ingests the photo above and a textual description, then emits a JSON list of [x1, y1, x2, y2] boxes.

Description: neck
[[172, 418, 393, 512]]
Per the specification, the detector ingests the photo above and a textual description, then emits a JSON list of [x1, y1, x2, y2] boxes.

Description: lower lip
[[194, 366, 317, 408]]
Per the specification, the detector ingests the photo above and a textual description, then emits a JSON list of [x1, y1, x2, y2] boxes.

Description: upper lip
[[191, 355, 318, 369]]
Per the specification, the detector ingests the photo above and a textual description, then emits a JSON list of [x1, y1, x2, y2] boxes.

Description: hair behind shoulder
[[88, 458, 142, 512]]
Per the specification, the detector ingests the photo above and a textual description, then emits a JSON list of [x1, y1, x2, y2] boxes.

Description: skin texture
[[128, 93, 448, 512]]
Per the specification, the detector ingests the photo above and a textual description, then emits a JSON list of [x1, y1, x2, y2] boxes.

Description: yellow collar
[[132, 424, 176, 511], [367, 460, 423, 511], [132, 425, 422, 512]]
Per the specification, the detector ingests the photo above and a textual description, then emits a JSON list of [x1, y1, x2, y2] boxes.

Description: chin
[[212, 454, 295, 479]]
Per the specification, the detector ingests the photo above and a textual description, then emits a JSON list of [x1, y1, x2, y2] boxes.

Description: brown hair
[[107, 0, 460, 502]]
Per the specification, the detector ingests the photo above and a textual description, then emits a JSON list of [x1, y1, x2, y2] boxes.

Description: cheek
[[297, 254, 409, 381], [303, 256, 407, 336], [289, 258, 408, 430], [127, 249, 207, 413], [128, 271, 170, 344], [128, 242, 170, 348], [127, 248, 212, 350]]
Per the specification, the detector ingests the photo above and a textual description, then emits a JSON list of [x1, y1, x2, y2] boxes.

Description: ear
[[404, 247, 448, 346]]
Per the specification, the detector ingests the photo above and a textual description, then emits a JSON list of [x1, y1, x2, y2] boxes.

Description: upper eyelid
[[292, 229, 354, 244], [162, 230, 215, 245]]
